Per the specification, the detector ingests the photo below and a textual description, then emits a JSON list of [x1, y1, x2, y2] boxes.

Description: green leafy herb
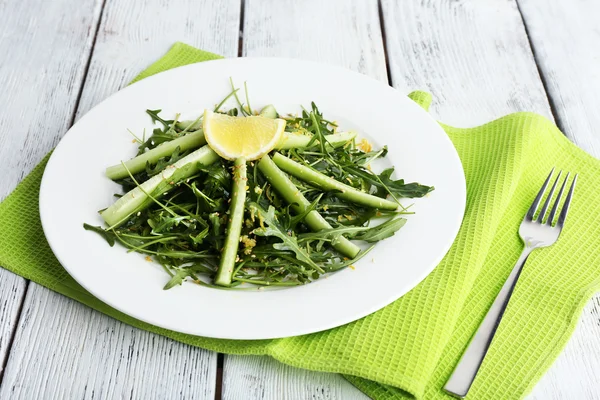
[[83, 223, 116, 246], [355, 217, 407, 242], [377, 168, 434, 198], [250, 203, 324, 273], [85, 86, 433, 289]]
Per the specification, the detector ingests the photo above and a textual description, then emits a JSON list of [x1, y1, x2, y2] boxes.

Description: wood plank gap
[[238, 0, 246, 57], [377, 0, 392, 85], [514, 0, 561, 128], [215, 353, 225, 400], [66, 0, 109, 129], [0, 280, 28, 385]]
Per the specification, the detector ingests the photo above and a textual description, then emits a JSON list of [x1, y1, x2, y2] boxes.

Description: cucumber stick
[[214, 158, 247, 286], [272, 152, 399, 211], [277, 131, 356, 150], [106, 131, 354, 180], [101, 132, 356, 227], [258, 155, 360, 258], [106, 131, 206, 180], [101, 145, 219, 227]]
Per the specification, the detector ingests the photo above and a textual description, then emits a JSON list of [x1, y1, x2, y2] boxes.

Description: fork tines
[[525, 168, 578, 226]]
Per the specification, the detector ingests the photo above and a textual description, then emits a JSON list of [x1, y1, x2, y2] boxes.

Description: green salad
[[85, 83, 433, 290]]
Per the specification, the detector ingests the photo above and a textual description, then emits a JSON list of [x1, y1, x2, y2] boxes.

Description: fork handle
[[444, 246, 533, 398]]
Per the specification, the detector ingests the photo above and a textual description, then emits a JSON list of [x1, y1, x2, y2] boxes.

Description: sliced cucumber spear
[[176, 119, 203, 131], [100, 145, 219, 227], [259, 104, 278, 119], [106, 131, 206, 180], [106, 105, 275, 181], [214, 158, 247, 286], [271, 152, 399, 211], [101, 109, 357, 228], [258, 155, 360, 258], [106, 131, 355, 180], [277, 131, 356, 150]]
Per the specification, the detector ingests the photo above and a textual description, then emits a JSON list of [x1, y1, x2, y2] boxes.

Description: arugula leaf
[[83, 223, 116, 246], [146, 109, 174, 130], [146, 146, 189, 177], [189, 182, 217, 208], [163, 268, 192, 290], [378, 168, 434, 198], [250, 203, 324, 273], [190, 226, 209, 244], [200, 161, 231, 197], [289, 193, 323, 229], [355, 217, 407, 242], [151, 214, 190, 234]]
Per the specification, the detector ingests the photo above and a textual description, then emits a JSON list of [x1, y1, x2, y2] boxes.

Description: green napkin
[[1, 42, 600, 400]]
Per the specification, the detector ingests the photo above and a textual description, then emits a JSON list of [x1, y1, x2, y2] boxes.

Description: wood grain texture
[[0, 0, 103, 376], [1, 0, 241, 397], [518, 0, 600, 155], [223, 356, 368, 400], [75, 0, 241, 119], [0, 276, 27, 377], [0, 0, 102, 199], [528, 298, 600, 400], [223, 0, 384, 397], [0, 284, 217, 400], [381, 0, 552, 126], [517, 0, 600, 398], [242, 0, 388, 83]]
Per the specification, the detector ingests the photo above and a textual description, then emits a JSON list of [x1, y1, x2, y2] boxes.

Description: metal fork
[[444, 168, 578, 398]]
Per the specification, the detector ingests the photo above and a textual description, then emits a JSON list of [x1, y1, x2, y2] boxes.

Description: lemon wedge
[[203, 110, 286, 161]]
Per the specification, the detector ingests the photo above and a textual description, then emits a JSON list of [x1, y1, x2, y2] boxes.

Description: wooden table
[[1, 0, 599, 398]]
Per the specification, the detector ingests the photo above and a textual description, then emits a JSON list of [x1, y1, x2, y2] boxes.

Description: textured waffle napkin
[[1, 42, 600, 399]]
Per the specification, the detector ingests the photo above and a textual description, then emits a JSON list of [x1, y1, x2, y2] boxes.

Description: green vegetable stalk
[[271, 153, 399, 211], [258, 155, 360, 258], [259, 104, 278, 119], [105, 131, 206, 180], [100, 145, 219, 227], [102, 135, 358, 227], [105, 131, 353, 180], [277, 131, 356, 150], [214, 158, 247, 286]]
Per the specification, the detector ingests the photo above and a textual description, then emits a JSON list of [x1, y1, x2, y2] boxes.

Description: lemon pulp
[[203, 110, 286, 161]]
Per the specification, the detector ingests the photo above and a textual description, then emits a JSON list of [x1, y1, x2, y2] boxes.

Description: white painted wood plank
[[75, 0, 241, 119], [0, 284, 217, 400], [0, 0, 103, 199], [223, 356, 368, 400], [528, 297, 600, 400], [1, 0, 241, 397], [382, 0, 552, 126], [518, 0, 600, 155], [516, 1, 600, 398], [242, 0, 388, 83], [0, 276, 27, 376], [0, 0, 103, 375], [223, 0, 384, 398]]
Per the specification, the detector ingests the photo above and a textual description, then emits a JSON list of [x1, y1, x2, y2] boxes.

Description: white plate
[[40, 58, 465, 339]]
